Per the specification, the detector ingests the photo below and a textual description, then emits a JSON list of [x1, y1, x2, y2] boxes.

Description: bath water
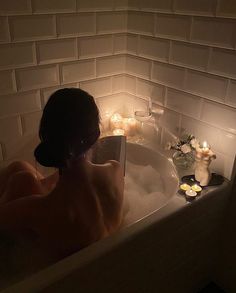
[[123, 161, 166, 226]]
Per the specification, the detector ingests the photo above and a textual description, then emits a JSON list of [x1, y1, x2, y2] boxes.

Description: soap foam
[[122, 161, 167, 226]]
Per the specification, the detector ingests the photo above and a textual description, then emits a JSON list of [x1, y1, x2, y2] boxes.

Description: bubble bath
[[123, 161, 167, 226]]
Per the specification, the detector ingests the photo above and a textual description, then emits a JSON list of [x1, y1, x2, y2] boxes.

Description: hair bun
[[34, 142, 65, 168]]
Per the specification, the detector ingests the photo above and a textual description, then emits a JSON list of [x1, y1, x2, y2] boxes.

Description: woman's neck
[[59, 154, 89, 176]]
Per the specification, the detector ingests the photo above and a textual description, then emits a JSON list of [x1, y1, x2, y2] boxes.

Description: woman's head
[[34, 88, 100, 168]]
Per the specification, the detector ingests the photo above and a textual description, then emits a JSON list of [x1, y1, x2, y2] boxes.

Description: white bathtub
[[1, 142, 231, 293]]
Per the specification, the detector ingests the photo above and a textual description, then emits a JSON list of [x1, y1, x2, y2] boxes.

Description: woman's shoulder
[[91, 160, 121, 177]]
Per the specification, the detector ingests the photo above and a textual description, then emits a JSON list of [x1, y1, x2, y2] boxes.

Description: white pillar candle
[[113, 128, 125, 136], [122, 117, 137, 136], [110, 113, 123, 130]]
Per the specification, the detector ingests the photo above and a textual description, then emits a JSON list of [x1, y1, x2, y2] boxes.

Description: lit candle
[[185, 189, 197, 199], [179, 183, 191, 192], [191, 184, 202, 193], [122, 117, 137, 136], [110, 113, 123, 130], [113, 128, 125, 136], [201, 141, 210, 154]]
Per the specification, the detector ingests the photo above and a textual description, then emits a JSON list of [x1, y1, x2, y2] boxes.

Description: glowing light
[[179, 183, 191, 191], [113, 128, 125, 136], [191, 184, 202, 193], [110, 113, 123, 130], [185, 189, 197, 198]]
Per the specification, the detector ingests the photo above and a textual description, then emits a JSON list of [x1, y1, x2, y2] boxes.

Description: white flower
[[190, 138, 199, 149], [181, 144, 191, 154]]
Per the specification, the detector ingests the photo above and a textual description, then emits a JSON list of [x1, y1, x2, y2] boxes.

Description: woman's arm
[[0, 195, 40, 231], [40, 171, 59, 193]]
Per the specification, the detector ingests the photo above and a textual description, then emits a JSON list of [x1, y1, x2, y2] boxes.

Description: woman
[[0, 88, 124, 261]]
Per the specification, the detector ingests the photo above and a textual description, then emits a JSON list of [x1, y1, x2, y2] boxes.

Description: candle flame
[[110, 113, 123, 122], [202, 141, 208, 148]]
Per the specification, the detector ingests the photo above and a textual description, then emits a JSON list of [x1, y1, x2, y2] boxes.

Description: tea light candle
[[180, 183, 191, 192], [113, 128, 125, 136], [123, 117, 137, 136], [185, 189, 197, 198], [191, 184, 202, 193], [110, 113, 123, 130]]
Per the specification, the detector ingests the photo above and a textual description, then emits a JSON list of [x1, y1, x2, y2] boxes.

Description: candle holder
[[194, 141, 216, 186]]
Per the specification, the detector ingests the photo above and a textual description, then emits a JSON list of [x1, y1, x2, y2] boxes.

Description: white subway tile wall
[[9, 15, 57, 41], [32, 0, 76, 13], [0, 0, 32, 15], [1, 0, 236, 180], [37, 38, 77, 64], [174, 0, 216, 16], [123, 0, 236, 179], [0, 2, 127, 166]]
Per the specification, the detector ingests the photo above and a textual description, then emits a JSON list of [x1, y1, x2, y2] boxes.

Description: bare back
[[0, 159, 124, 261]]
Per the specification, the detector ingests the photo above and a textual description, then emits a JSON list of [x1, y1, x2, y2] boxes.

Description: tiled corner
[[78, 35, 113, 59], [96, 93, 126, 117], [114, 34, 127, 54], [80, 77, 112, 97], [96, 55, 126, 77], [139, 36, 170, 62], [112, 74, 136, 94], [136, 78, 165, 105], [127, 33, 138, 55], [126, 55, 151, 79]]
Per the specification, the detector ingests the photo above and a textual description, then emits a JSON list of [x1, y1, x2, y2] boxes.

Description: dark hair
[[34, 88, 100, 168]]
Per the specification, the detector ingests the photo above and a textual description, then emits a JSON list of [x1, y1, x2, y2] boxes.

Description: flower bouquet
[[166, 134, 199, 169]]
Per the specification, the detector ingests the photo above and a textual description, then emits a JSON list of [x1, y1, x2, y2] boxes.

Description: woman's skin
[[0, 156, 124, 260]]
